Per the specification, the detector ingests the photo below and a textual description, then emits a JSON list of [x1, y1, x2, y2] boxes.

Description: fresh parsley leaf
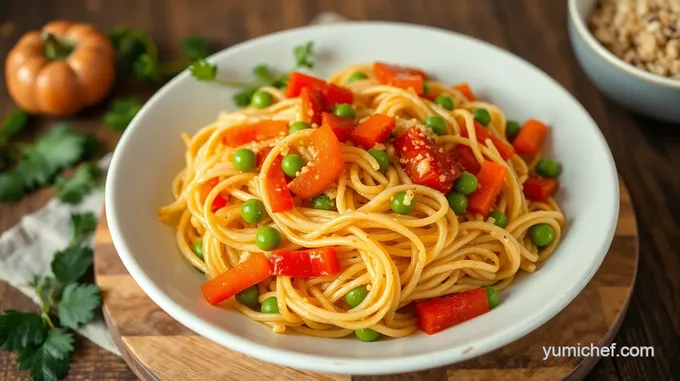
[[57, 284, 101, 330], [51, 247, 93, 284], [0, 109, 30, 141], [293, 41, 314, 69], [29, 276, 59, 312], [182, 36, 212, 61], [81, 135, 106, 161], [110, 26, 159, 79], [132, 53, 161, 82], [0, 172, 26, 201], [54, 163, 102, 205], [16, 328, 73, 381], [104, 97, 143, 132], [189, 59, 217, 81], [19, 124, 86, 189], [271, 74, 289, 89], [70, 212, 98, 246], [252, 64, 272, 82], [0, 310, 47, 351]]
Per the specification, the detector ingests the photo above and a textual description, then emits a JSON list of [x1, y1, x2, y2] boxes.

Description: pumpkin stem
[[41, 32, 74, 60]]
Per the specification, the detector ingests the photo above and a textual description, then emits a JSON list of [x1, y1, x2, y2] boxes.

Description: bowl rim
[[105, 20, 620, 375], [568, 0, 680, 89]]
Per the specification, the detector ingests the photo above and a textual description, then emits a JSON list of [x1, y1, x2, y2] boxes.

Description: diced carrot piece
[[416, 288, 490, 335], [265, 155, 294, 213], [513, 119, 549, 155], [222, 121, 288, 147], [300, 87, 325, 126], [460, 122, 515, 161], [288, 125, 344, 198], [257, 146, 274, 167], [350, 113, 395, 149], [200, 252, 272, 306], [452, 83, 476, 102], [322, 112, 355, 142], [269, 247, 340, 277], [199, 178, 228, 211], [467, 161, 508, 215], [373, 62, 426, 95], [286, 72, 353, 107], [523, 177, 559, 202]]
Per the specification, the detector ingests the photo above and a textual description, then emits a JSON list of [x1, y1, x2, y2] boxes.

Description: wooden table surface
[[1, 0, 678, 380]]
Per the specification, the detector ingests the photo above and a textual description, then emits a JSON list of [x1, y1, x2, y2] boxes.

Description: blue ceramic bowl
[[569, 0, 680, 123]]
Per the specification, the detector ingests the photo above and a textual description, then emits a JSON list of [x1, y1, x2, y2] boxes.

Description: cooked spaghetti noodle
[[158, 62, 565, 339]]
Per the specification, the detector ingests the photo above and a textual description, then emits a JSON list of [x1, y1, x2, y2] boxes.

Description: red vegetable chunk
[[460, 122, 515, 161], [393, 126, 461, 193], [416, 288, 490, 335], [513, 119, 549, 155], [452, 83, 476, 102], [523, 176, 559, 202], [300, 87, 325, 126], [467, 161, 508, 216], [322, 112, 355, 142], [373, 62, 426, 95], [200, 253, 272, 306], [200, 178, 228, 211], [270, 247, 340, 277], [265, 155, 294, 213], [350, 113, 395, 149], [451, 145, 482, 175], [222, 121, 288, 147], [286, 72, 353, 107], [288, 125, 344, 198]]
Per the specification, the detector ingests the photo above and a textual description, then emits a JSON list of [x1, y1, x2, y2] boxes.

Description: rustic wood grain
[[1, 0, 678, 380], [90, 179, 637, 381]]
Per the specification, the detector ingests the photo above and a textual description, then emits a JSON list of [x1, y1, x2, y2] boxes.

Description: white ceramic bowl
[[569, 0, 680, 123], [106, 22, 619, 375]]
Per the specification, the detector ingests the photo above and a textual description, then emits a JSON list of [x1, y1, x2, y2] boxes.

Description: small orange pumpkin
[[5, 21, 115, 116]]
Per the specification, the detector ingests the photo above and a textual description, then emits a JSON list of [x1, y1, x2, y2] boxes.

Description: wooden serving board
[[93, 179, 638, 381]]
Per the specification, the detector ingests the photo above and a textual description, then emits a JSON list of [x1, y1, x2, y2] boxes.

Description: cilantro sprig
[[0, 212, 100, 381], [188, 41, 315, 108]]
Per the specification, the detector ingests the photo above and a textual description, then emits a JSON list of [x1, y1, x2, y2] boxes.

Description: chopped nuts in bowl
[[569, 0, 680, 123]]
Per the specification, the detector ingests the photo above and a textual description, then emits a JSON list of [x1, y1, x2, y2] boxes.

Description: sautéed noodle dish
[[157, 58, 566, 341]]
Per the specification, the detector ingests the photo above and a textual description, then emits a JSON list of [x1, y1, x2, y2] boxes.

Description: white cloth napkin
[[0, 12, 346, 356]]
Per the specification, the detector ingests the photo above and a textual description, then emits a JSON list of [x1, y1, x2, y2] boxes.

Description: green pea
[[255, 226, 281, 251], [345, 286, 369, 308], [355, 328, 380, 342], [487, 211, 508, 228], [251, 90, 273, 108], [311, 194, 335, 210], [235, 285, 259, 308], [368, 149, 389, 172], [241, 199, 266, 224], [232, 148, 257, 171], [422, 83, 430, 94], [529, 223, 555, 247], [348, 72, 368, 83], [260, 296, 279, 313], [424, 116, 446, 136], [333, 103, 356, 118], [391, 191, 416, 215], [535, 158, 562, 178], [472, 108, 491, 126], [435, 95, 455, 111], [446, 192, 468, 215], [484, 286, 500, 309], [289, 121, 311, 135], [506, 120, 522, 141], [281, 154, 305, 177], [454, 172, 478, 195], [192, 239, 204, 260]]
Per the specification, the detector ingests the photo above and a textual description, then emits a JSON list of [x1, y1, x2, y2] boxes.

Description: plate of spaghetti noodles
[[106, 22, 619, 375]]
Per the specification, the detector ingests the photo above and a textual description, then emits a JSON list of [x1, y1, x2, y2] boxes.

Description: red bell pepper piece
[[523, 176, 559, 202], [373, 62, 426, 95], [322, 112, 355, 142], [451, 145, 482, 175], [300, 87, 325, 126], [257, 146, 274, 167], [452, 83, 476, 102], [200, 252, 272, 306], [416, 288, 490, 335], [513, 119, 549, 155], [265, 154, 294, 213], [222, 120, 288, 147], [286, 72, 353, 107], [460, 122, 515, 161], [393, 127, 461, 193], [467, 161, 508, 215], [288, 125, 344, 199], [269, 247, 340, 277], [199, 178, 228, 211], [350, 113, 395, 149]]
